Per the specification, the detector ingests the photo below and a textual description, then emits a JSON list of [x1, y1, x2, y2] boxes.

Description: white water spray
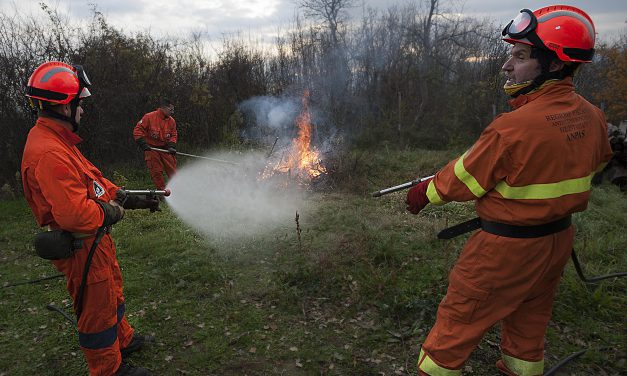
[[165, 152, 301, 240]]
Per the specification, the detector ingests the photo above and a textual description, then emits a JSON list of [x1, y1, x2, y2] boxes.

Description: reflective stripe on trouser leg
[[78, 303, 123, 376], [77, 305, 125, 366], [501, 353, 543, 376], [79, 320, 118, 349], [117, 304, 135, 349], [115, 303, 133, 349], [417, 348, 461, 376]]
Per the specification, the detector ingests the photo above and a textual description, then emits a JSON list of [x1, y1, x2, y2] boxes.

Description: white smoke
[[238, 96, 302, 150], [239, 96, 299, 130], [165, 152, 302, 240]]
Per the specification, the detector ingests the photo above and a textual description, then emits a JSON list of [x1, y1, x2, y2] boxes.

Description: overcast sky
[[1, 0, 625, 51]]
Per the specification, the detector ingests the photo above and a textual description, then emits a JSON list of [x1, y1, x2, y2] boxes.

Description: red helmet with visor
[[502, 5, 595, 63], [26, 61, 91, 105]]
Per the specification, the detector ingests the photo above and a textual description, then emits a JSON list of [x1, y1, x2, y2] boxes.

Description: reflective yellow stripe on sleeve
[[501, 353, 544, 376], [454, 151, 488, 198], [426, 179, 445, 205], [418, 349, 461, 376], [494, 172, 594, 200], [431, 151, 602, 202]]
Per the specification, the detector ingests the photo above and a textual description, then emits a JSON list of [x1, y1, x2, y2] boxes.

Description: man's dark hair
[[159, 98, 174, 108], [531, 48, 581, 78]]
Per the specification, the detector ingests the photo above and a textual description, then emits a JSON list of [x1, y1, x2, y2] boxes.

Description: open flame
[[261, 90, 326, 183]]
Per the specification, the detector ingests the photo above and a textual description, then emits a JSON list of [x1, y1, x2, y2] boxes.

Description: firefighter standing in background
[[405, 6, 613, 376], [133, 98, 178, 191], [22, 62, 155, 376]]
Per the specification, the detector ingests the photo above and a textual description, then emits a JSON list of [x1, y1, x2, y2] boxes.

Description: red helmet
[[26, 61, 91, 105], [502, 5, 595, 63]]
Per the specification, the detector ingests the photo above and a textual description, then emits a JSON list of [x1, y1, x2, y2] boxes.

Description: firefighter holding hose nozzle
[[133, 98, 178, 192], [404, 6, 613, 376], [21, 62, 159, 376]]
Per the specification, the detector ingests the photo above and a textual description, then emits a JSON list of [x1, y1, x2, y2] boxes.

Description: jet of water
[[166, 152, 302, 240]]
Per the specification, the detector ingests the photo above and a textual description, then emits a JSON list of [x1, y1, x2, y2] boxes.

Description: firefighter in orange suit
[[133, 99, 177, 190], [22, 62, 156, 376], [405, 6, 613, 376]]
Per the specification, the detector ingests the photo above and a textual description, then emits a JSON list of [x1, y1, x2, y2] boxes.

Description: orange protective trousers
[[420, 227, 573, 372], [143, 149, 176, 190], [53, 234, 135, 375]]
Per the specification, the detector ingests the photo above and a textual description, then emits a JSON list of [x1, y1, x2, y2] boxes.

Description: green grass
[[1, 148, 625, 375]]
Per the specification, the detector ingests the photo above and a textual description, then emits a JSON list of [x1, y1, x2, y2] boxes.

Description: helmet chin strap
[[505, 74, 547, 97], [68, 99, 80, 132], [504, 73, 562, 98]]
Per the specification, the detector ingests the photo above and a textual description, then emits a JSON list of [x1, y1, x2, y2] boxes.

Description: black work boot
[[114, 361, 151, 376], [121, 334, 155, 358]]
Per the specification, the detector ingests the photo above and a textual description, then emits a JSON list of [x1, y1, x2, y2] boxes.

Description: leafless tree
[[297, 0, 356, 47]]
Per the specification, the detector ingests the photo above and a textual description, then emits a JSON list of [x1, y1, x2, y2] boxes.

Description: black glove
[[166, 142, 177, 155], [96, 200, 124, 226], [122, 195, 161, 212], [115, 189, 128, 206], [136, 138, 151, 151]]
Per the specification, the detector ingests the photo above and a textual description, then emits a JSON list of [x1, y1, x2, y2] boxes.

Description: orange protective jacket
[[427, 78, 613, 223], [418, 78, 613, 376], [21, 116, 134, 375], [132, 108, 177, 147], [22, 117, 115, 231]]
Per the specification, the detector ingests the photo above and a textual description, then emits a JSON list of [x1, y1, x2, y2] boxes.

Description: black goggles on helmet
[[502, 9, 537, 39], [72, 64, 92, 100], [73, 64, 91, 87]]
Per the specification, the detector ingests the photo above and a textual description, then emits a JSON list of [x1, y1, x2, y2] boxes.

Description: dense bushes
[[1, 1, 624, 188]]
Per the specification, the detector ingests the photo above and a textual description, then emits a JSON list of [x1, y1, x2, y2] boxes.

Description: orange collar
[[37, 116, 82, 145], [508, 77, 575, 109]]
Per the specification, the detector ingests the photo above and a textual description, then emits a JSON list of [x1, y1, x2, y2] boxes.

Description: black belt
[[437, 215, 572, 239]]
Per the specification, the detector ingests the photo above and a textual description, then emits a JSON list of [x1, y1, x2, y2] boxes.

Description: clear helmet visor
[[508, 11, 532, 35]]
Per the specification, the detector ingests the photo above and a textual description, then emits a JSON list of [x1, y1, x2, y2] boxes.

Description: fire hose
[[150, 147, 239, 165], [5, 189, 171, 323], [373, 177, 627, 374], [3, 273, 65, 288]]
